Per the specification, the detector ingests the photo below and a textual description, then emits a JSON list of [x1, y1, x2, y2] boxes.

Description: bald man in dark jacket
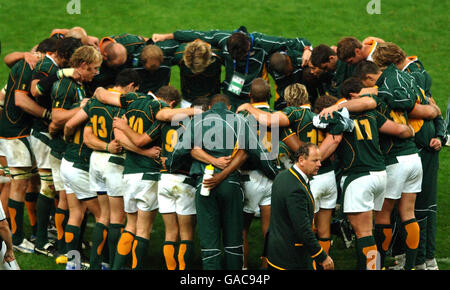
[[264, 143, 334, 270]]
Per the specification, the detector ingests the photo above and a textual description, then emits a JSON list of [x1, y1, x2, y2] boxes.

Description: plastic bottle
[[200, 164, 215, 196]]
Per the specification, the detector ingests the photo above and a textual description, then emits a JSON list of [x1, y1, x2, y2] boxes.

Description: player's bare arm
[[190, 147, 232, 170], [319, 95, 377, 119], [14, 90, 48, 119], [236, 103, 289, 127], [408, 103, 441, 120], [202, 149, 248, 189], [63, 107, 88, 139], [155, 106, 202, 122], [379, 119, 415, 139], [52, 99, 87, 128], [113, 128, 161, 159], [113, 115, 153, 148], [319, 133, 343, 161], [84, 126, 122, 154], [152, 33, 174, 43]]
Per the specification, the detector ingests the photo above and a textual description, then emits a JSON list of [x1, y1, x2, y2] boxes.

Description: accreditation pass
[[228, 71, 246, 95]]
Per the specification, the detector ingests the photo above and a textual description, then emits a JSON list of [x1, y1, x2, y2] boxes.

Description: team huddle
[[0, 25, 446, 270]]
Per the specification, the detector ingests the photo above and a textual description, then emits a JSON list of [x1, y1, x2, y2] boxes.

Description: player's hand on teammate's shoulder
[[24, 51, 43, 70], [319, 104, 339, 120], [93, 86, 107, 98], [236, 103, 252, 113]]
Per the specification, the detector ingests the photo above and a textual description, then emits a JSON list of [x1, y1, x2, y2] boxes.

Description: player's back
[[0, 60, 34, 138], [337, 109, 387, 175], [121, 92, 168, 174]]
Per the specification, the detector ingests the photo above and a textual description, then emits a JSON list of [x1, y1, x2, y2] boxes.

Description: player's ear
[[126, 82, 137, 93], [80, 62, 88, 70]]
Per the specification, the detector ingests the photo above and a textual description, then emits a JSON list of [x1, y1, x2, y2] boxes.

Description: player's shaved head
[[269, 52, 289, 75], [104, 42, 127, 67], [250, 78, 270, 103], [141, 44, 163, 72]]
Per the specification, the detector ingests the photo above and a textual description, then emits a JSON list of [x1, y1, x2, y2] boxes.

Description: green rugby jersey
[[135, 39, 179, 94], [32, 55, 60, 133], [170, 42, 223, 102], [402, 57, 447, 148], [281, 105, 336, 174], [238, 102, 275, 171], [174, 102, 278, 180], [402, 56, 432, 97], [267, 49, 304, 101], [337, 109, 387, 174], [377, 100, 418, 165], [84, 93, 126, 165], [91, 33, 147, 91], [277, 140, 293, 170], [149, 119, 192, 175], [376, 64, 417, 113], [330, 60, 354, 97], [118, 92, 169, 175], [52, 77, 91, 167], [280, 105, 316, 142], [0, 60, 33, 138], [173, 29, 293, 101], [84, 94, 126, 144]]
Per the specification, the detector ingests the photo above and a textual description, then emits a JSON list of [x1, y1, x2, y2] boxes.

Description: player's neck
[[397, 58, 410, 71], [109, 86, 126, 94]]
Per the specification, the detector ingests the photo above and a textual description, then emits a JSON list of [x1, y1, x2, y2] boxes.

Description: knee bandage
[[9, 167, 34, 180], [39, 172, 56, 198], [0, 165, 10, 183]]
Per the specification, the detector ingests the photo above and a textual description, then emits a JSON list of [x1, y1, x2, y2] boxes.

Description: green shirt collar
[[376, 63, 397, 87], [210, 102, 229, 111]]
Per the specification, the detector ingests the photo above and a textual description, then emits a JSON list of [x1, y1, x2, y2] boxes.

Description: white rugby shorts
[[385, 153, 422, 199], [341, 170, 387, 213], [157, 173, 196, 215], [241, 170, 272, 214], [310, 170, 338, 213], [89, 151, 125, 197], [123, 173, 159, 213]]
